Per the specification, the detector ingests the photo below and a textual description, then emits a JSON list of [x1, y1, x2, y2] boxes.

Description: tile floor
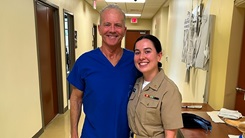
[[39, 108, 85, 138]]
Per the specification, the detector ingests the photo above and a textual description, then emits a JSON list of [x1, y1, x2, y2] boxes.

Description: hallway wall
[[151, 0, 245, 110], [0, 0, 99, 137], [152, 0, 207, 103], [0, 0, 42, 137], [123, 18, 152, 48], [1, 0, 244, 137]]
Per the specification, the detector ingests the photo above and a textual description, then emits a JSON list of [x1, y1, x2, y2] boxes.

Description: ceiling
[[85, 0, 169, 19]]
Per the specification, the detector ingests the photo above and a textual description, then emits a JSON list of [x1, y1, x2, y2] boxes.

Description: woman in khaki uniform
[[127, 35, 183, 138]]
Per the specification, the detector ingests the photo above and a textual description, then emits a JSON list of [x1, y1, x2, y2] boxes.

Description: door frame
[[63, 9, 76, 99], [34, 0, 64, 127], [92, 24, 98, 49], [235, 17, 245, 115]]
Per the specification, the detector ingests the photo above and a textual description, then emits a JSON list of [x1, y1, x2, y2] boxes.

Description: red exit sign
[[131, 18, 138, 23]]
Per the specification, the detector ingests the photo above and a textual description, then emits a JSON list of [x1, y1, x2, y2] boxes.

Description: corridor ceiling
[[85, 0, 169, 19]]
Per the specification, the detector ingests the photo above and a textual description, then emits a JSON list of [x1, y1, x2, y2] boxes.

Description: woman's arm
[[165, 129, 177, 138]]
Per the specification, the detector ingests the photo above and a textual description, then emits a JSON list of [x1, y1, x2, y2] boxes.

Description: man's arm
[[70, 86, 83, 138]]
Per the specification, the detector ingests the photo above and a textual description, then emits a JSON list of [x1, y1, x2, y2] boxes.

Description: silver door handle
[[236, 87, 245, 92]]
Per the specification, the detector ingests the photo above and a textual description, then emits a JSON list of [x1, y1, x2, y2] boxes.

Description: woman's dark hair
[[133, 34, 162, 67]]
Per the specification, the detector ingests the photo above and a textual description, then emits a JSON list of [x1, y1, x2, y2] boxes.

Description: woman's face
[[134, 38, 162, 75]]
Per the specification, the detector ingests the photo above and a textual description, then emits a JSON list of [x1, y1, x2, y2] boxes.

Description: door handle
[[236, 87, 245, 93]]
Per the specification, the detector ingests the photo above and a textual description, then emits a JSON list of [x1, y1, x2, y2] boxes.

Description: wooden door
[[36, 2, 58, 126], [235, 20, 245, 116], [125, 30, 150, 51]]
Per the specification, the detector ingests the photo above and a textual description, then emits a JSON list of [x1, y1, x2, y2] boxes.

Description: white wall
[[152, 0, 244, 109], [168, 0, 208, 103], [122, 18, 152, 48], [208, 0, 243, 109], [152, 7, 169, 76], [0, 0, 100, 137], [126, 18, 152, 30], [0, 0, 42, 137], [152, 0, 207, 103]]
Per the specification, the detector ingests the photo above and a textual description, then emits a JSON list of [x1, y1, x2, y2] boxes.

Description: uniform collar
[[136, 68, 166, 91]]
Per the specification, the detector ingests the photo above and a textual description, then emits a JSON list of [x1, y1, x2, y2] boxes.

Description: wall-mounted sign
[[131, 18, 138, 23]]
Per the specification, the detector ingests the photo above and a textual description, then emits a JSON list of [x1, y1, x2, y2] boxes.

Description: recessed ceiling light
[[105, 0, 145, 3], [125, 14, 141, 17]]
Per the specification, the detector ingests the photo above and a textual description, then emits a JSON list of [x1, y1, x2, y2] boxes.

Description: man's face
[[98, 8, 127, 47]]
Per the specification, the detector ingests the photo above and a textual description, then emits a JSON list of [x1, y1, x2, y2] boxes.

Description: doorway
[[92, 24, 98, 49], [63, 10, 76, 99], [35, 0, 64, 126], [125, 30, 150, 51], [235, 19, 245, 115]]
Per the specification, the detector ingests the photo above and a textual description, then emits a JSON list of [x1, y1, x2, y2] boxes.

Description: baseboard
[[32, 127, 44, 138], [32, 106, 68, 138], [63, 105, 68, 113]]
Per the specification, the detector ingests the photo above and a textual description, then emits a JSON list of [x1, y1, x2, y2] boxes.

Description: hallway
[[39, 109, 84, 138], [2, 0, 244, 137]]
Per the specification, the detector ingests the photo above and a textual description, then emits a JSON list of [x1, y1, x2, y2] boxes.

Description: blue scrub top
[[67, 48, 140, 138]]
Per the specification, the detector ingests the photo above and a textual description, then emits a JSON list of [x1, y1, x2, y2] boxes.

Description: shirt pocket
[[139, 98, 161, 125]]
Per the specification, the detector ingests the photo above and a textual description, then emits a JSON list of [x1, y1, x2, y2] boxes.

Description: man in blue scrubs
[[68, 4, 140, 138]]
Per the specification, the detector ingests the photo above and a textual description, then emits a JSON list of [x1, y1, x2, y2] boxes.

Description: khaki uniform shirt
[[127, 69, 183, 138]]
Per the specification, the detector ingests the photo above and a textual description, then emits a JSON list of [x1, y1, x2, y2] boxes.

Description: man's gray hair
[[99, 4, 126, 24]]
